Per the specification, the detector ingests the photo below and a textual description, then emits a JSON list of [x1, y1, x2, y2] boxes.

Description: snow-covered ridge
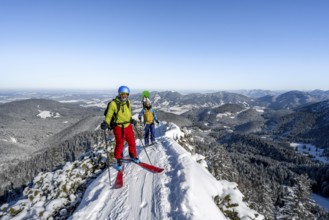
[[70, 123, 263, 220], [0, 122, 263, 220]]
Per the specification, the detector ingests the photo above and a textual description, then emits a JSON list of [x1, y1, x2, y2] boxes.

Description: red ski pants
[[113, 124, 137, 159]]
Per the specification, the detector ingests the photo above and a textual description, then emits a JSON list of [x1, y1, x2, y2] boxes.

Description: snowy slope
[[70, 123, 263, 220]]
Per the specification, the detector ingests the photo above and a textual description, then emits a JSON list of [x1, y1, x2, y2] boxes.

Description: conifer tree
[[280, 174, 315, 220]]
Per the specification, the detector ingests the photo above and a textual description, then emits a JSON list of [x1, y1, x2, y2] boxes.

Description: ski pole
[[103, 130, 112, 186], [135, 124, 153, 165]]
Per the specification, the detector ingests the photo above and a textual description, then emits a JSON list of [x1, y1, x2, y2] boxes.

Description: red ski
[[136, 162, 164, 173], [121, 158, 164, 173], [114, 166, 124, 189]]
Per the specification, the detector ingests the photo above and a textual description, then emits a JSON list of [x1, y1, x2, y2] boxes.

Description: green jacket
[[105, 97, 132, 128]]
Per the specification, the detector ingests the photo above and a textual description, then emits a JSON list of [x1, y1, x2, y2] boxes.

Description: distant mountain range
[[255, 90, 322, 110], [131, 90, 329, 111], [229, 89, 329, 99], [267, 99, 329, 147], [228, 89, 285, 98]]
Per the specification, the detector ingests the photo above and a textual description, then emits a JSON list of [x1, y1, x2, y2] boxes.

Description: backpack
[[104, 99, 130, 130], [143, 109, 154, 124]]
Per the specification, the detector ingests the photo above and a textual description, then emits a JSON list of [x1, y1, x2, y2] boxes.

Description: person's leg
[[113, 126, 125, 170], [150, 124, 156, 144], [125, 124, 138, 159], [144, 124, 150, 145], [113, 126, 125, 159]]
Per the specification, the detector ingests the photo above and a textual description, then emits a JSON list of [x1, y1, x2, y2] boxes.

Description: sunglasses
[[120, 93, 129, 96]]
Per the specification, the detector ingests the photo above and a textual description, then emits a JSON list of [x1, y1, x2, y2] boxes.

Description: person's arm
[[138, 109, 144, 121], [152, 109, 159, 124]]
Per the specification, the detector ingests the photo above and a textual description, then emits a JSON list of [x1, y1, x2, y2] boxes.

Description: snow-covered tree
[[279, 174, 316, 220]]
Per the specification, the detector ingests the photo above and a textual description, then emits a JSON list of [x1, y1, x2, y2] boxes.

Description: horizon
[[0, 87, 326, 94], [1, 0, 329, 91]]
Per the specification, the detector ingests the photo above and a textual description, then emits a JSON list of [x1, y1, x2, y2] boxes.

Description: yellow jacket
[[105, 97, 132, 128]]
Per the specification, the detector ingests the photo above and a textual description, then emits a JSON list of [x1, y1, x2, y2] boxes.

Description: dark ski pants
[[113, 124, 137, 159], [144, 123, 155, 145]]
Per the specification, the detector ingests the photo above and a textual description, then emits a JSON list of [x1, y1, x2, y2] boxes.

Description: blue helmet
[[118, 85, 130, 94]]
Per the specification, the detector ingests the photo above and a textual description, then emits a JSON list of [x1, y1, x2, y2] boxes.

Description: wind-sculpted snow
[[70, 123, 263, 220], [0, 121, 263, 220]]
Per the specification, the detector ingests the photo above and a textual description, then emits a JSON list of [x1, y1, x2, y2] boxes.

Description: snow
[[166, 105, 193, 115], [81, 103, 107, 108], [10, 137, 17, 143], [37, 110, 52, 118], [44, 198, 69, 219], [216, 113, 231, 118], [1, 122, 263, 220], [164, 122, 185, 140], [253, 106, 265, 113], [0, 137, 18, 143], [291, 143, 329, 211], [311, 193, 329, 213], [290, 143, 329, 211], [70, 123, 263, 220], [154, 94, 161, 103], [158, 104, 193, 115], [59, 100, 82, 103], [37, 110, 61, 119], [290, 142, 329, 163], [216, 108, 250, 119]]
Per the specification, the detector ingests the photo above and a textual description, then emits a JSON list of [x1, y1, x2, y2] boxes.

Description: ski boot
[[116, 159, 123, 171], [131, 157, 140, 164]]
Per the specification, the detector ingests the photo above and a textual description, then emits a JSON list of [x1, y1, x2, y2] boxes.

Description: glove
[[155, 120, 159, 124], [100, 121, 108, 130], [131, 119, 137, 126]]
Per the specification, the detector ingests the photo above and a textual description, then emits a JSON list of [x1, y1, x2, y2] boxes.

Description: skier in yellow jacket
[[101, 85, 139, 170]]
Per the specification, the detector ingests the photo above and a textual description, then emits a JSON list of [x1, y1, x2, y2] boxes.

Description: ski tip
[[114, 170, 124, 189], [138, 162, 164, 173], [114, 184, 123, 189]]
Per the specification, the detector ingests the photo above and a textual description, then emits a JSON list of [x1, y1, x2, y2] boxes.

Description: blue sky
[[0, 0, 328, 91]]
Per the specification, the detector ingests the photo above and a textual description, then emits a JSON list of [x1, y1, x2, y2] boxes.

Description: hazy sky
[[1, 0, 328, 91]]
